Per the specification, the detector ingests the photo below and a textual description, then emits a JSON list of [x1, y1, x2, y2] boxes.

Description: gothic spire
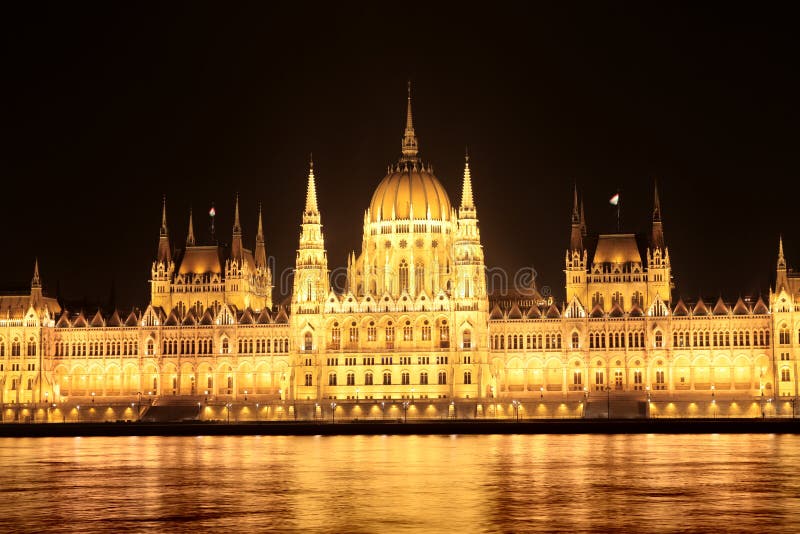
[[460, 148, 474, 211], [778, 235, 786, 269], [186, 208, 195, 246], [651, 181, 665, 250], [231, 194, 243, 261], [304, 154, 320, 219], [401, 81, 419, 162], [31, 258, 41, 288], [157, 195, 171, 264], [255, 202, 267, 269], [570, 185, 583, 252]]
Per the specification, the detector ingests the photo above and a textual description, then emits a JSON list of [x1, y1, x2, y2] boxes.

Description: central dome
[[369, 166, 452, 222]]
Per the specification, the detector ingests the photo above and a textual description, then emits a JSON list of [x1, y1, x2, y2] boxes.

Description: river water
[[1, 434, 798, 533]]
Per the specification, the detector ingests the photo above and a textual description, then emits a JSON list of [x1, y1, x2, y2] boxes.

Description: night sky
[[2, 4, 798, 309]]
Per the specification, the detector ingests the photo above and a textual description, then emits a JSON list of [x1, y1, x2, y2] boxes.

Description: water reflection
[[1, 434, 799, 532]]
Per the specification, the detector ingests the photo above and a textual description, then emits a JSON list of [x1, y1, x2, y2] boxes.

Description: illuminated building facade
[[1, 89, 798, 421]]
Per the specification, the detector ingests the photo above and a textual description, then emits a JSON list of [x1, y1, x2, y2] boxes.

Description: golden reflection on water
[[1, 434, 799, 532]]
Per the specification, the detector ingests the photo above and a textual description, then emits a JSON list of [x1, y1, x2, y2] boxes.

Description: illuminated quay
[[1, 90, 798, 425]]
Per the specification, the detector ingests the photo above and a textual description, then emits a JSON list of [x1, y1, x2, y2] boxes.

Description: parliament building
[[2, 89, 799, 422]]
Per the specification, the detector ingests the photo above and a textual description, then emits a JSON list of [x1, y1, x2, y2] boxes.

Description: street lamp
[[605, 385, 611, 419], [540, 386, 544, 400], [331, 402, 337, 423], [583, 387, 588, 419], [76, 405, 80, 423], [512, 400, 520, 422], [381, 401, 385, 420], [244, 390, 248, 402], [711, 384, 715, 418], [226, 402, 232, 423], [255, 403, 259, 422], [402, 401, 409, 423], [314, 402, 319, 421], [356, 389, 359, 403], [204, 390, 208, 403], [411, 388, 414, 403], [646, 386, 651, 419], [91, 392, 95, 403], [451, 400, 455, 420]]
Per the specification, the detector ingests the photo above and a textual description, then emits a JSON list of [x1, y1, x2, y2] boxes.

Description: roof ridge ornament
[[400, 81, 419, 162]]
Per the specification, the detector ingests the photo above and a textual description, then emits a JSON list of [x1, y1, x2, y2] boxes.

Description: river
[[1, 434, 798, 532]]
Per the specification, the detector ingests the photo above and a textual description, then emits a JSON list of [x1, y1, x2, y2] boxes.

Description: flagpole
[[616, 189, 621, 232]]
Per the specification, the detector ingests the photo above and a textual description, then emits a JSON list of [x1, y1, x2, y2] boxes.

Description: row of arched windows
[[54, 340, 139, 357], [589, 331, 646, 349], [672, 329, 770, 348], [325, 369, 456, 386], [491, 333, 563, 351]]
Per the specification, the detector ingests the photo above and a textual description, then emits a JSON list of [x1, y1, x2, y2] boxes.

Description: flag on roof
[[609, 193, 620, 206]]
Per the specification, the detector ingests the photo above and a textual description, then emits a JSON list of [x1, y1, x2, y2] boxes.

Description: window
[[399, 259, 409, 293], [304, 332, 313, 351], [331, 324, 341, 349], [420, 372, 428, 385], [11, 340, 20, 357], [415, 262, 425, 294], [383, 372, 392, 385], [780, 326, 791, 345], [27, 340, 36, 356], [656, 370, 666, 389], [594, 370, 604, 391], [365, 372, 374, 385], [385, 325, 394, 349], [403, 322, 413, 341], [367, 323, 376, 342], [571, 332, 579, 349], [592, 292, 604, 309], [654, 331, 663, 348], [402, 372, 410, 385], [464, 371, 472, 385], [438, 371, 447, 385], [633, 370, 643, 390], [146, 339, 154, 356], [422, 322, 431, 341], [573, 371, 582, 385], [305, 373, 313, 386], [781, 368, 791, 382], [347, 372, 355, 386], [463, 329, 472, 349], [328, 373, 337, 386], [612, 291, 623, 309], [631, 291, 643, 308], [439, 323, 450, 348]]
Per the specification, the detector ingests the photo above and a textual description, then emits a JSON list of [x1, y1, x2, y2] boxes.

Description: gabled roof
[[629, 303, 643, 317], [89, 310, 105, 327], [256, 308, 272, 324], [692, 298, 709, 316], [106, 310, 122, 327], [525, 305, 542, 319], [732, 297, 749, 315], [200, 308, 214, 325], [507, 303, 523, 320], [712, 297, 729, 316], [72, 311, 87, 328], [753, 296, 769, 315], [124, 310, 139, 327], [545, 303, 561, 318], [239, 308, 254, 325], [274, 306, 289, 324], [56, 310, 71, 328], [182, 309, 198, 326], [672, 299, 689, 316], [609, 303, 624, 318], [591, 234, 643, 264], [489, 303, 504, 320], [590, 303, 604, 318], [164, 309, 180, 326]]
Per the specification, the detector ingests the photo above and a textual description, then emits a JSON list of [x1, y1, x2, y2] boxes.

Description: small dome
[[369, 165, 452, 222]]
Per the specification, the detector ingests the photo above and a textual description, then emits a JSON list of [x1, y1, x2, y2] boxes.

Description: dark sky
[[2, 4, 798, 308]]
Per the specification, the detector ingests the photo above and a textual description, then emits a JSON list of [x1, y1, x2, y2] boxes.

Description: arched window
[[654, 331, 663, 348], [383, 371, 392, 385], [364, 372, 373, 385], [27, 339, 36, 356], [612, 291, 623, 309], [420, 371, 428, 385], [146, 339, 154, 356], [463, 329, 472, 349], [346, 372, 355, 386], [780, 325, 791, 345], [11, 339, 20, 357], [304, 332, 313, 351], [592, 292, 604, 309], [571, 332, 579, 349], [438, 371, 447, 385], [781, 368, 791, 382], [631, 291, 643, 308], [221, 338, 229, 354], [415, 261, 425, 294], [439, 322, 450, 348], [328, 373, 337, 386], [464, 371, 472, 385], [399, 259, 409, 293], [401, 371, 410, 385]]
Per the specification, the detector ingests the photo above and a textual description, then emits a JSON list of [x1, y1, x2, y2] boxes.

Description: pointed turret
[[304, 155, 320, 222], [157, 195, 171, 264], [460, 149, 475, 214], [400, 81, 419, 162], [570, 185, 583, 251], [231, 194, 243, 261], [31, 258, 41, 289], [776, 235, 788, 291], [651, 181, 665, 250], [186, 208, 195, 246], [255, 203, 267, 269]]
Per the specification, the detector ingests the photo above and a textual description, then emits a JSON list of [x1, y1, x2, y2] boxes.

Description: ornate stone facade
[[2, 89, 798, 422]]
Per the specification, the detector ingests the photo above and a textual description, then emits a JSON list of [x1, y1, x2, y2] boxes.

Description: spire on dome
[[653, 180, 662, 222], [571, 184, 580, 224], [233, 193, 241, 235], [255, 202, 267, 269], [400, 81, 419, 162], [778, 235, 786, 269], [460, 148, 474, 210], [305, 154, 319, 216], [31, 258, 41, 288], [186, 208, 195, 246], [157, 195, 171, 264]]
